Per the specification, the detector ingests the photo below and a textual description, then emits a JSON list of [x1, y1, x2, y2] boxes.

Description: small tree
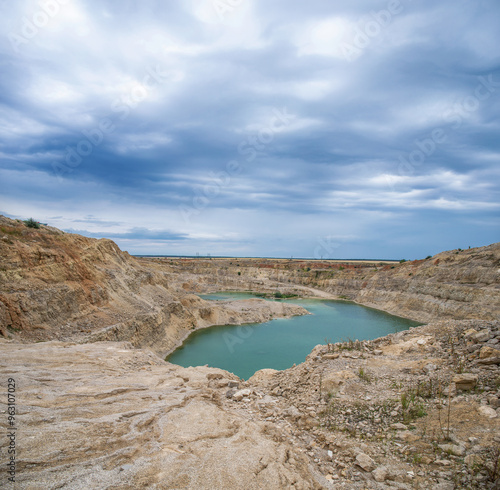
[[24, 218, 40, 229]]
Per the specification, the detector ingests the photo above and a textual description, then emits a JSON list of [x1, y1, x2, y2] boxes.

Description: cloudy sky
[[1, 0, 499, 259]]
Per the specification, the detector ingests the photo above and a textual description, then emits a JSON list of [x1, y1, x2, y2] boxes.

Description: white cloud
[[296, 17, 356, 59]]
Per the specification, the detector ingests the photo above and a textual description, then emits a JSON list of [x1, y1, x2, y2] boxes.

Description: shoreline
[[160, 296, 311, 359], [163, 291, 423, 376]]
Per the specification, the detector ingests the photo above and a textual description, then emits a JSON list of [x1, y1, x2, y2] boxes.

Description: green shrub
[[23, 218, 40, 229]]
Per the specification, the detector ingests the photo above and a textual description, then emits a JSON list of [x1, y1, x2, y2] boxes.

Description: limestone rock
[[355, 452, 376, 472], [323, 353, 340, 360], [423, 363, 437, 373], [488, 396, 500, 408], [464, 454, 484, 468], [395, 431, 420, 443], [233, 388, 252, 401], [247, 368, 279, 384], [0, 341, 323, 489], [435, 459, 452, 466], [479, 345, 500, 359], [478, 405, 498, 418], [473, 330, 492, 342], [452, 373, 478, 390], [372, 466, 389, 482], [463, 328, 478, 339], [439, 444, 465, 457], [477, 356, 500, 365]]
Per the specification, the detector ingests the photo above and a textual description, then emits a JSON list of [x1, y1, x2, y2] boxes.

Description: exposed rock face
[[230, 319, 500, 489], [159, 244, 500, 323], [2, 215, 499, 349], [0, 216, 307, 355], [83, 295, 308, 357]]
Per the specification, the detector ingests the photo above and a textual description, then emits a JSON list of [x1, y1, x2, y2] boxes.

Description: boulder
[[439, 444, 465, 457], [355, 452, 376, 472], [478, 405, 497, 418], [488, 396, 500, 409], [452, 373, 478, 390], [232, 388, 252, 401], [372, 466, 389, 482], [395, 431, 420, 443], [479, 346, 500, 359], [463, 328, 478, 339], [473, 330, 492, 343]]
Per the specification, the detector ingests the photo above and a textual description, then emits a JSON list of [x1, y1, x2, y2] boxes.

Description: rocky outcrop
[[224, 318, 500, 488], [2, 213, 499, 355]]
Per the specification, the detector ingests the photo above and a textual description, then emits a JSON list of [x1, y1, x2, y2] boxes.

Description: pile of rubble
[[220, 319, 500, 489]]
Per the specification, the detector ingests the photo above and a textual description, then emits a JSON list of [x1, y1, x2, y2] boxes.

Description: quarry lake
[[166, 293, 422, 379]]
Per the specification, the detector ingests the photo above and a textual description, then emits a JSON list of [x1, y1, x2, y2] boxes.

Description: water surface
[[166, 292, 421, 379]]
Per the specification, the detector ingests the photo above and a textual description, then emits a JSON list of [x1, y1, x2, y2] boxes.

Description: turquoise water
[[166, 292, 422, 379]]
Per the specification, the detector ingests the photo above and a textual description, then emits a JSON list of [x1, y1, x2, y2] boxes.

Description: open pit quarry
[[1, 214, 499, 489]]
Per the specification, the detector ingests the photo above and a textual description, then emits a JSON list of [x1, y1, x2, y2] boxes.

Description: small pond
[[166, 292, 422, 379]]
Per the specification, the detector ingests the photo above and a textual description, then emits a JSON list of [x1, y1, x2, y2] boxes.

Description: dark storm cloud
[[0, 0, 498, 257]]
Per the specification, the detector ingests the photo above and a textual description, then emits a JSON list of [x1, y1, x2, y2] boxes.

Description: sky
[[0, 0, 499, 259]]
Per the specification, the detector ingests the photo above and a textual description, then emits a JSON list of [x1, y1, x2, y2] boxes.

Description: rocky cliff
[[0, 215, 307, 355], [153, 244, 500, 323], [2, 214, 499, 351]]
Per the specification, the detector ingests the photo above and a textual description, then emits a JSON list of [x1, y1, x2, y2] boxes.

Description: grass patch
[[401, 389, 427, 424], [0, 226, 22, 237], [357, 367, 373, 383]]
